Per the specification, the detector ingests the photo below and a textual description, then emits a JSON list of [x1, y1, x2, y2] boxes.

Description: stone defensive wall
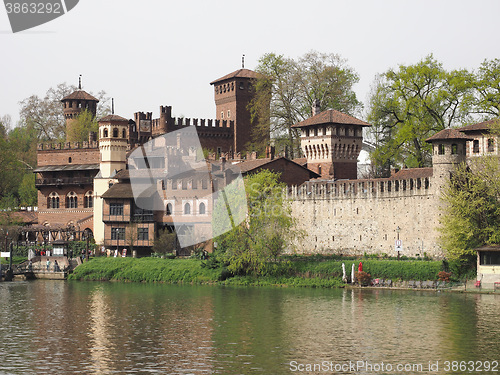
[[287, 173, 444, 258]]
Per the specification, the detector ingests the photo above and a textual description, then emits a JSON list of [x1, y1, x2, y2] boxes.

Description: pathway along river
[[0, 280, 499, 374]]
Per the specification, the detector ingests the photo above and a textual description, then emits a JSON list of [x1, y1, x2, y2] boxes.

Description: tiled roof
[[101, 183, 135, 199], [34, 164, 99, 173], [0, 211, 38, 225], [99, 114, 129, 123], [292, 158, 307, 166], [61, 90, 99, 102], [458, 119, 500, 133], [292, 110, 371, 128], [210, 69, 260, 85], [236, 158, 275, 173], [475, 244, 500, 252], [391, 168, 433, 180], [425, 128, 472, 142]]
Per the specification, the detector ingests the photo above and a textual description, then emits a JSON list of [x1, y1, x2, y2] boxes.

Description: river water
[[0, 280, 498, 375]]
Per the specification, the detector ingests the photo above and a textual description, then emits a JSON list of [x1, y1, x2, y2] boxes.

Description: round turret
[[98, 114, 129, 178]]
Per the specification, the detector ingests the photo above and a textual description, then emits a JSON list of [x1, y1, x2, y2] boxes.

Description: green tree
[[18, 173, 37, 206], [249, 51, 362, 158], [152, 228, 177, 255], [215, 170, 299, 276], [66, 109, 99, 143], [439, 157, 500, 261], [367, 55, 475, 175], [472, 58, 500, 117]]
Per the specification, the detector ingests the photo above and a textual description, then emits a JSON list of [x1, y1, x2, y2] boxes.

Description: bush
[[356, 271, 372, 286]]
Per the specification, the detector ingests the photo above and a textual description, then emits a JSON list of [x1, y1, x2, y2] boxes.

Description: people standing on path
[[46, 258, 50, 272]]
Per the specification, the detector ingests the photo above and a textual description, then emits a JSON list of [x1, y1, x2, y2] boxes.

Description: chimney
[[312, 99, 321, 116]]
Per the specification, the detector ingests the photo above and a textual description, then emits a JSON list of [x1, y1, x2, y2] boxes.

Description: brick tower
[[293, 101, 371, 179], [61, 79, 99, 142], [210, 68, 259, 153]]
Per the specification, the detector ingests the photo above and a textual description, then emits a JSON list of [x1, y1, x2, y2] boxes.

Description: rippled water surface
[[0, 281, 499, 374]]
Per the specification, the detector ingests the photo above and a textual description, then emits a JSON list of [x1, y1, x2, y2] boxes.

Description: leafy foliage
[[215, 170, 300, 276], [439, 157, 500, 260], [249, 51, 362, 158], [367, 55, 475, 174], [152, 228, 177, 255]]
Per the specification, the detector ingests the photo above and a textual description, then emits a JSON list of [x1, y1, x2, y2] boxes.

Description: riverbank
[[67, 256, 464, 288]]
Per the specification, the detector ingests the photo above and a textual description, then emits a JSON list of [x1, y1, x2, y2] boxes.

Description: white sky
[[1, 0, 499, 127]]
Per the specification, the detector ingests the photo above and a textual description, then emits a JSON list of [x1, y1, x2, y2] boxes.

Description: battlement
[[37, 141, 99, 151], [288, 174, 433, 201]]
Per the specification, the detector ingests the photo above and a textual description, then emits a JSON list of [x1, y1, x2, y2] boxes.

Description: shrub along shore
[[67, 255, 473, 288]]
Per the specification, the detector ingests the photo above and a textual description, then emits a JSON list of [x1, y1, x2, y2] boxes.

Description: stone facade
[[287, 128, 471, 258]]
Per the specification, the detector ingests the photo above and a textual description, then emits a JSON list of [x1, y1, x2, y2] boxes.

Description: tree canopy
[[215, 170, 300, 276], [248, 51, 362, 158], [367, 55, 475, 174], [439, 156, 500, 261]]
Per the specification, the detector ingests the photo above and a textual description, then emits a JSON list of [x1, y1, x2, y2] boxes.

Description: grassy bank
[[68, 256, 462, 288]]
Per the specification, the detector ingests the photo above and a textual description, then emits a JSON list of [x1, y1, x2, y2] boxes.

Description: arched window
[[66, 192, 78, 209], [84, 191, 93, 208], [122, 129, 126, 138], [48, 192, 59, 209], [199, 202, 206, 215], [103, 128, 108, 138], [113, 128, 119, 138], [166, 203, 173, 215], [184, 203, 191, 215]]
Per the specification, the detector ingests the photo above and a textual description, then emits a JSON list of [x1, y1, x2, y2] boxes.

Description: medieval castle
[[33, 67, 497, 258]]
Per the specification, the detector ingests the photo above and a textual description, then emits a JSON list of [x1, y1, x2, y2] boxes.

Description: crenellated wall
[[287, 172, 443, 258]]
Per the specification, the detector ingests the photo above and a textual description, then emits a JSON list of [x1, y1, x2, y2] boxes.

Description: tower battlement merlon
[[37, 141, 99, 151]]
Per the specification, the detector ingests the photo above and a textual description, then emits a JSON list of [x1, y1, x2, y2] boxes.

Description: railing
[[35, 177, 94, 187]]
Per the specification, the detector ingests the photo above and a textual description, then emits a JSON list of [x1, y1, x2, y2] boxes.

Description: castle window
[[48, 192, 60, 209], [488, 138, 495, 153], [113, 128, 119, 138], [199, 202, 206, 215], [380, 182, 384, 192], [451, 144, 458, 155], [223, 84, 226, 93], [166, 203, 173, 215], [239, 82, 244, 89], [231, 82, 234, 91], [215, 87, 219, 94], [410, 179, 414, 190], [111, 227, 125, 241], [221, 111, 224, 119], [137, 227, 149, 241], [306, 129, 310, 137], [395, 180, 399, 191], [103, 128, 108, 138], [122, 129, 126, 138], [77, 101, 81, 108], [425, 178, 430, 189], [438, 144, 445, 155], [84, 191, 93, 208], [69, 101, 73, 108], [387, 181, 392, 192], [182, 180, 187, 190], [318, 165, 321, 175], [202, 179, 208, 190], [417, 178, 422, 189], [227, 110, 231, 118], [473, 140, 480, 153], [403, 180, 407, 191], [171, 179, 177, 190], [68, 157, 72, 163], [110, 203, 124, 216], [314, 128, 318, 137], [66, 192, 78, 209], [184, 203, 191, 215]]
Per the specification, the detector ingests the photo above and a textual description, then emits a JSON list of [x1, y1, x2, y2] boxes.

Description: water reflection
[[0, 282, 498, 374]]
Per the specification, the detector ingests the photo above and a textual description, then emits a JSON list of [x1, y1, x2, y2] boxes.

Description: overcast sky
[[1, 0, 499, 127]]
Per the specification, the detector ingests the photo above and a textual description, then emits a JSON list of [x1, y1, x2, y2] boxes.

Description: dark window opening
[[110, 203, 124, 216]]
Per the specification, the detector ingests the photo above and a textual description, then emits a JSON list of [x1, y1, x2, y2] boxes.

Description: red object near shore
[[358, 262, 363, 272]]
